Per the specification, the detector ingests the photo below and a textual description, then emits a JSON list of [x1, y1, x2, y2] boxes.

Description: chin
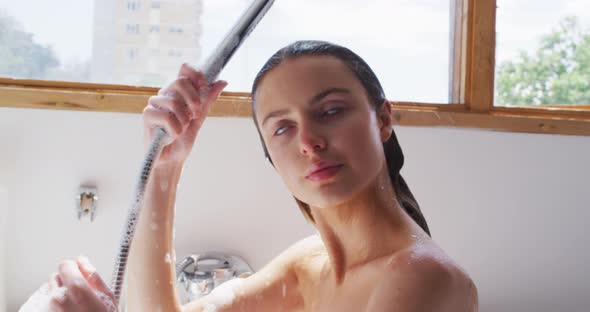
[[301, 183, 356, 209]]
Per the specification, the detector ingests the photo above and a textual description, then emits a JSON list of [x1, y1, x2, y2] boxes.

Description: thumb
[[77, 256, 114, 298]]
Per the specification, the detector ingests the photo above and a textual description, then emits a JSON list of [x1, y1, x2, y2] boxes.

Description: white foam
[[95, 291, 117, 312], [205, 277, 244, 308], [19, 283, 67, 312], [203, 303, 218, 312], [20, 282, 117, 312]]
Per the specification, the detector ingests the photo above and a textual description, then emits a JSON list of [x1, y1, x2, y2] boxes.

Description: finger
[[49, 273, 61, 291], [149, 94, 192, 129], [181, 81, 226, 141], [58, 260, 92, 304], [178, 63, 207, 89], [143, 103, 183, 139], [49, 284, 68, 307], [167, 77, 201, 119], [77, 256, 114, 300]]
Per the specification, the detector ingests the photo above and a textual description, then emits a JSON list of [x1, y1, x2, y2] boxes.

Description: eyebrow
[[260, 88, 350, 127]]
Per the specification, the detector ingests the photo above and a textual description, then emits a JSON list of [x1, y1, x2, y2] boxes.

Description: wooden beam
[[1, 83, 589, 135], [392, 106, 590, 136], [0, 84, 253, 117], [464, 0, 497, 112], [449, 0, 469, 104], [0, 77, 157, 93]]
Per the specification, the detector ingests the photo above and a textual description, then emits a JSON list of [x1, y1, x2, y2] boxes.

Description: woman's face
[[254, 55, 392, 208]]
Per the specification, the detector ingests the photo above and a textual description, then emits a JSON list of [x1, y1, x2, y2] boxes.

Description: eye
[[321, 107, 342, 118], [273, 125, 290, 136]]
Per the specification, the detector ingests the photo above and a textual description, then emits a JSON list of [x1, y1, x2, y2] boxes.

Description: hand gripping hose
[[110, 0, 276, 301]]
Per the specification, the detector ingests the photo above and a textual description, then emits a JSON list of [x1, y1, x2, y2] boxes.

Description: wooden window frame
[[1, 0, 589, 136]]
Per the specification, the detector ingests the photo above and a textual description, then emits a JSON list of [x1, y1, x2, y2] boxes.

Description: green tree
[[496, 16, 590, 106], [0, 11, 59, 79]]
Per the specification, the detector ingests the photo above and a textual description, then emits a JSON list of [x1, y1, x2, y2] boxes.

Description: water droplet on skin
[[160, 180, 169, 192], [282, 283, 287, 298], [165, 252, 172, 264], [151, 222, 159, 231]]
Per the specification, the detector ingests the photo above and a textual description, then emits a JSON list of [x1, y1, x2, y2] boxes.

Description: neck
[[310, 167, 427, 284]]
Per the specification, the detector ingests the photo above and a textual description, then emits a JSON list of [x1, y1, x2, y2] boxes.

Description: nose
[[299, 123, 326, 156]]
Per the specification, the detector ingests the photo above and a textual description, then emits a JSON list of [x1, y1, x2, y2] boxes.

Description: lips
[[305, 162, 343, 181]]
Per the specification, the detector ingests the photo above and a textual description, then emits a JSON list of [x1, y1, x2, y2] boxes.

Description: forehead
[[254, 55, 366, 112]]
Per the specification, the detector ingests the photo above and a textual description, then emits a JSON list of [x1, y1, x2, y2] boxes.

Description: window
[[168, 49, 182, 57], [127, 1, 141, 11], [202, 0, 451, 104], [169, 26, 184, 34], [149, 25, 160, 33], [126, 24, 140, 34], [0, 0, 451, 101], [495, 0, 590, 108], [127, 48, 140, 61]]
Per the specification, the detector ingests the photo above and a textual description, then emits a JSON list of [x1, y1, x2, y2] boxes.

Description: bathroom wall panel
[[1, 107, 589, 311]]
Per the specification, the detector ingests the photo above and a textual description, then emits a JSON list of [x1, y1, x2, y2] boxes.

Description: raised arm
[[126, 63, 227, 312]]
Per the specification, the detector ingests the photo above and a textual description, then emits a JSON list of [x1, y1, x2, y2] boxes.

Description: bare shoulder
[[367, 242, 479, 312], [182, 235, 323, 312], [279, 234, 327, 279]]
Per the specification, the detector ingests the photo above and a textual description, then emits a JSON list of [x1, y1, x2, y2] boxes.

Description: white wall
[[0, 187, 6, 312], [0, 112, 17, 312], [0, 107, 589, 311]]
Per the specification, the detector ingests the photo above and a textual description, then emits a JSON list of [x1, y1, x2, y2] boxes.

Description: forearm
[[126, 164, 184, 312]]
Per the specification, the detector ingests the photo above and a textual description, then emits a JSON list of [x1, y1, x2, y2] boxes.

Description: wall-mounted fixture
[[176, 252, 253, 304], [77, 186, 98, 222]]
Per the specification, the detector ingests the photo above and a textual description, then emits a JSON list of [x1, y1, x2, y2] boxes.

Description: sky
[[0, 0, 589, 103]]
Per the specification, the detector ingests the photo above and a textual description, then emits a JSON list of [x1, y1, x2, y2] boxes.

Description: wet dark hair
[[250, 40, 431, 236]]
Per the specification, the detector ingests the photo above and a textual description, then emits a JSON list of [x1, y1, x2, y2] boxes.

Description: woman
[[48, 41, 478, 311]]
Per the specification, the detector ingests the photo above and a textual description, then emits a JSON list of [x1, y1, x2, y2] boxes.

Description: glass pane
[[0, 0, 450, 103], [495, 0, 590, 107]]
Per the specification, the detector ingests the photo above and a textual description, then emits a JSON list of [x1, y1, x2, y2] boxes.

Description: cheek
[[267, 142, 302, 188], [338, 115, 384, 174]]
